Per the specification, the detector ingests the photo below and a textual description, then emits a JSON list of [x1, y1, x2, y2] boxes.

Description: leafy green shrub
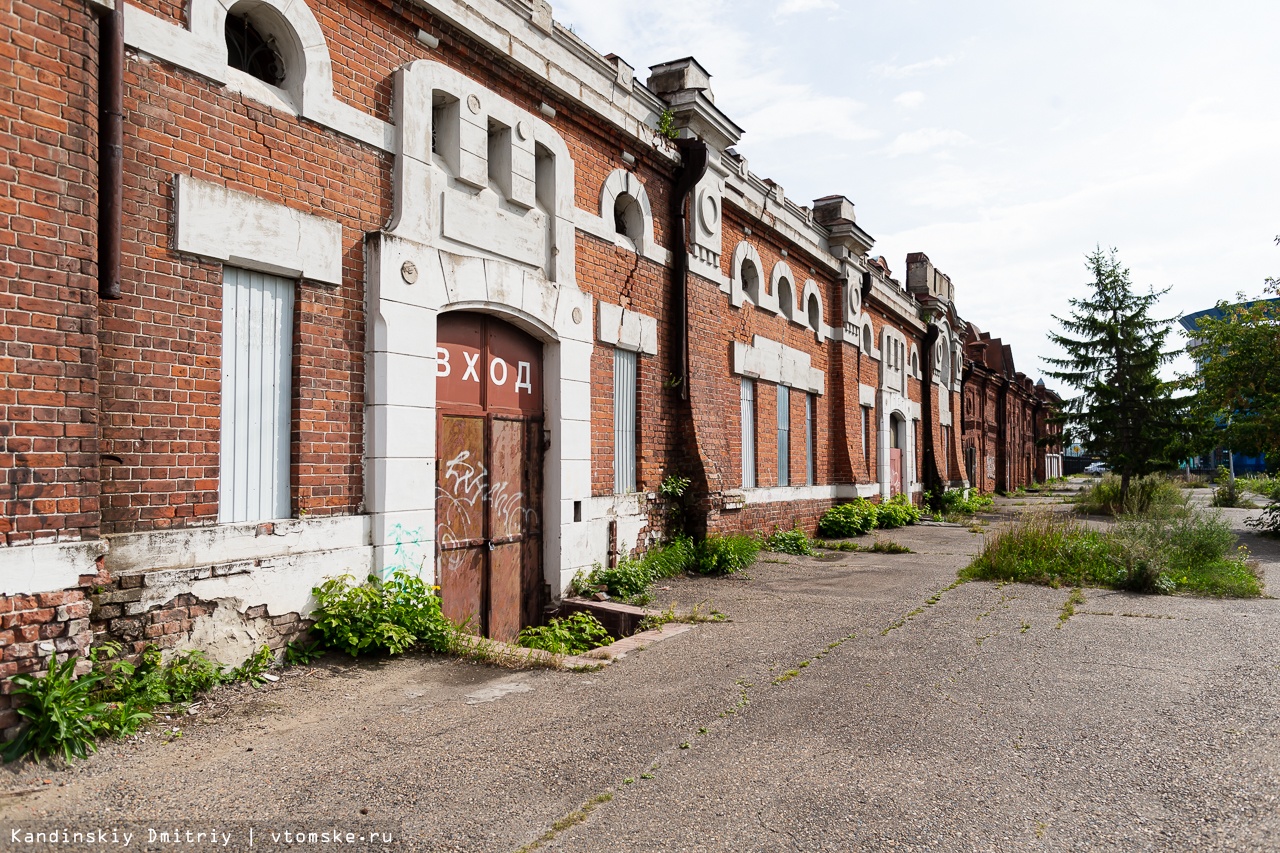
[[764, 527, 813, 556], [937, 489, 994, 515], [1247, 503, 1280, 537], [4, 641, 286, 763], [310, 571, 454, 657], [516, 612, 612, 656], [1076, 473, 1185, 516], [569, 538, 696, 603], [1211, 467, 1258, 508], [817, 500, 878, 537], [590, 558, 654, 602], [2, 657, 110, 763], [693, 534, 761, 575], [876, 494, 922, 529]]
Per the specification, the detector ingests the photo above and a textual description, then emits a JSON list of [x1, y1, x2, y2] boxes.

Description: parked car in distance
[[1084, 462, 1109, 475]]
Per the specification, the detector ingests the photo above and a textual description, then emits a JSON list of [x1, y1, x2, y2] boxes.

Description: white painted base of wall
[[0, 539, 107, 597]]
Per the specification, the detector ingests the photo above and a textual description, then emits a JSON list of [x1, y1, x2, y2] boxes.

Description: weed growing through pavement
[[1057, 588, 1085, 628], [882, 579, 964, 636], [517, 792, 615, 853]]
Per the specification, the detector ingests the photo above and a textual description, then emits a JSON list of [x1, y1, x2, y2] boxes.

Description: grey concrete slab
[[1, 522, 1278, 852]]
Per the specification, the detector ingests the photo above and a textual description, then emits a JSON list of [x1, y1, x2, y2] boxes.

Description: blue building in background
[[1179, 301, 1279, 475]]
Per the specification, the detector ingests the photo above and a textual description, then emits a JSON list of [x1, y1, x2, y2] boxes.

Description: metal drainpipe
[[921, 323, 941, 493], [670, 138, 708, 401], [98, 4, 124, 301]]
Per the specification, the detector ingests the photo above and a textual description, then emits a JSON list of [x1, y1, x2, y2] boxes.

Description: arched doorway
[[435, 312, 545, 641], [889, 414, 904, 497]]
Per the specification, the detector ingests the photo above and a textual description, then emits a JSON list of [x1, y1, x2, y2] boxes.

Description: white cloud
[[873, 55, 957, 78], [894, 91, 926, 109], [776, 0, 836, 16], [883, 127, 973, 158]]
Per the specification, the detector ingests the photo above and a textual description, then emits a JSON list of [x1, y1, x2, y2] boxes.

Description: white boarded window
[[219, 267, 294, 523], [777, 384, 790, 487], [613, 348, 637, 493], [805, 393, 815, 486], [741, 379, 756, 488]]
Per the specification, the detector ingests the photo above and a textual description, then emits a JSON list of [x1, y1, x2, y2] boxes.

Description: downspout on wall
[[920, 323, 941, 497], [670, 138, 708, 401], [98, 4, 123, 301]]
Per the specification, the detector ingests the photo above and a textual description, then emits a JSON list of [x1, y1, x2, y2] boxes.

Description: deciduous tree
[[1184, 282, 1280, 462]]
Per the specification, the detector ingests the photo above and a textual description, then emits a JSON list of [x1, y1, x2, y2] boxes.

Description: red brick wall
[[1, 0, 102, 546]]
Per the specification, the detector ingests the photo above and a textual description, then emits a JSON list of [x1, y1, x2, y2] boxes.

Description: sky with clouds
[[553, 0, 1280, 383]]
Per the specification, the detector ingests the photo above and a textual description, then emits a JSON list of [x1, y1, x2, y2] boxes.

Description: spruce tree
[[1044, 248, 1180, 505]]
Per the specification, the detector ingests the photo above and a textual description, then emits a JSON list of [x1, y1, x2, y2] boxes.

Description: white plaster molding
[[0, 540, 108, 597], [405, 0, 677, 159], [123, 0, 394, 152], [859, 383, 877, 408], [772, 261, 796, 322], [389, 60, 575, 285], [799, 278, 828, 342], [730, 335, 824, 395], [729, 241, 764, 307], [599, 169, 655, 254], [106, 514, 369, 574], [574, 203, 670, 267], [174, 174, 342, 284], [597, 300, 658, 355], [740, 484, 841, 505]]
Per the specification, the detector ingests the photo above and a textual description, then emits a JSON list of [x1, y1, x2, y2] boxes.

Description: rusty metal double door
[[436, 412, 543, 642]]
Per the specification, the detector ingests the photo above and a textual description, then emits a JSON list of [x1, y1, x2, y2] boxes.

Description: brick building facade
[[1, 0, 1058, 728]]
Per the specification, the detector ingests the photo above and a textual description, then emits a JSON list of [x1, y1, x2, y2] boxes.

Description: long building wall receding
[[1, 0, 1056, 732]]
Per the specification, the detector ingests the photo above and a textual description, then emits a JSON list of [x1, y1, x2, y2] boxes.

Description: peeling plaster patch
[[465, 679, 534, 704], [184, 605, 261, 666]]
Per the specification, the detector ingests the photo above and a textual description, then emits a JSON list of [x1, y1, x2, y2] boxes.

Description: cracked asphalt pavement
[[2, 498, 1278, 852]]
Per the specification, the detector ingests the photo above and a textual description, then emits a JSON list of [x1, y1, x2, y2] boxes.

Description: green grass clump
[[1075, 473, 1185, 516], [693, 533, 761, 575], [817, 500, 878, 537], [1240, 474, 1280, 502], [516, 612, 612, 656], [960, 508, 1262, 597], [876, 494, 922, 529], [763, 527, 813, 556]]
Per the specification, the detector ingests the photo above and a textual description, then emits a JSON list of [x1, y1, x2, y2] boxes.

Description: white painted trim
[[729, 241, 764, 306], [123, 0, 394, 152], [731, 335, 824, 395], [406, 0, 677, 159], [105, 515, 370, 574], [174, 175, 343, 284], [0, 540, 108, 597], [597, 300, 658, 355]]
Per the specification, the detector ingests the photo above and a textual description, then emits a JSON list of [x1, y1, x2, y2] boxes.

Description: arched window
[[806, 293, 821, 334], [862, 324, 873, 352], [226, 11, 285, 86], [614, 193, 642, 241], [741, 259, 761, 304], [778, 277, 795, 321]]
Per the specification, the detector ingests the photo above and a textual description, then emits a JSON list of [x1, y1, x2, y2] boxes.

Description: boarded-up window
[[741, 379, 756, 488], [805, 393, 815, 486], [777, 384, 790, 487], [219, 267, 294, 523], [614, 348, 637, 493]]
